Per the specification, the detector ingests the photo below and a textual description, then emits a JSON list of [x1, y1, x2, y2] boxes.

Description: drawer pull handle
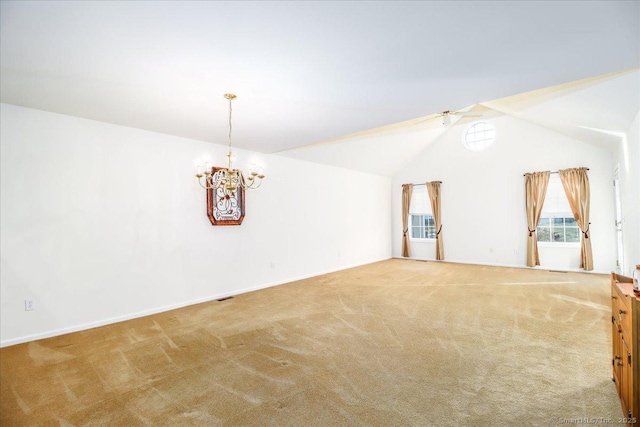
[[619, 309, 627, 315], [612, 295, 617, 300]]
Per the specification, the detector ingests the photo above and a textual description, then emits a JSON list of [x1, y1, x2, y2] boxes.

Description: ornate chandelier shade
[[195, 94, 265, 191]]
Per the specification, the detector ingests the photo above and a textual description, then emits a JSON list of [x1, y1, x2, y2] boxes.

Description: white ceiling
[[1, 1, 639, 155], [279, 69, 640, 176]]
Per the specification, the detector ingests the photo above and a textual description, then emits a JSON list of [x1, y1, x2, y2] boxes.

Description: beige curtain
[[401, 184, 413, 257], [426, 181, 444, 260], [525, 171, 550, 267], [559, 168, 593, 271]]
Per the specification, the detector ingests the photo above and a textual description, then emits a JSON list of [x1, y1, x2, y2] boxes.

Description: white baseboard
[[0, 257, 391, 348], [393, 256, 610, 275]]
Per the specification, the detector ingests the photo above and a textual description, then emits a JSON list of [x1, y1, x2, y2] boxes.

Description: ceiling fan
[[436, 109, 483, 126]]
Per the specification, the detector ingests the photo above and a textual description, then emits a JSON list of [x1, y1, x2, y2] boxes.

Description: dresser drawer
[[613, 284, 633, 337]]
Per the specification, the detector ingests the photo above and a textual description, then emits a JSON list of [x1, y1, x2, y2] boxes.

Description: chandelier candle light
[[196, 94, 265, 191]]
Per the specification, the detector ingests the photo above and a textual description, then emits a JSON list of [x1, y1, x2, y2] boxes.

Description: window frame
[[536, 214, 581, 247], [462, 120, 496, 152], [410, 213, 437, 241]]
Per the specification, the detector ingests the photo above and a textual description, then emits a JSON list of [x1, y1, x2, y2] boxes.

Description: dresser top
[[614, 278, 640, 302]]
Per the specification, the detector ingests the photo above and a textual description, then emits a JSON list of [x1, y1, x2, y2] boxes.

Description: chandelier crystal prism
[[195, 93, 265, 191]]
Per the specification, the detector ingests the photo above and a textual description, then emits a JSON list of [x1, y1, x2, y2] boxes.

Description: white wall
[[616, 111, 640, 277], [391, 112, 617, 273], [0, 104, 392, 346]]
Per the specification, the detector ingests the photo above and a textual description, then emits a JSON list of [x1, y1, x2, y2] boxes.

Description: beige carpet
[[0, 259, 623, 426]]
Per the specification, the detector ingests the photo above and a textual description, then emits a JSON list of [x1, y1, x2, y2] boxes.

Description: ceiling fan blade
[[451, 111, 483, 117]]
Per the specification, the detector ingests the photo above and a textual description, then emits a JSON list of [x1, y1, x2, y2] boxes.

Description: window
[[537, 175, 579, 244], [410, 186, 435, 239], [462, 121, 496, 152], [537, 217, 579, 243], [412, 214, 436, 239]]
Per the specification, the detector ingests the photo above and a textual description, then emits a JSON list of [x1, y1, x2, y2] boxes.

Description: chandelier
[[196, 93, 265, 191]]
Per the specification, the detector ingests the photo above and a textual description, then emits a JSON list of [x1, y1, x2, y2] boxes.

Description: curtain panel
[[401, 184, 413, 258], [559, 168, 593, 271], [426, 181, 444, 260], [525, 171, 550, 267]]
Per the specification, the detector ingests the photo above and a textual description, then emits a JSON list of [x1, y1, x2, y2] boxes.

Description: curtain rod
[[403, 181, 442, 187], [523, 168, 589, 177]]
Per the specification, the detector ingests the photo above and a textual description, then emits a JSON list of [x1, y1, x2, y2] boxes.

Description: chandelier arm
[[245, 177, 261, 190], [198, 175, 218, 190], [238, 171, 247, 189]]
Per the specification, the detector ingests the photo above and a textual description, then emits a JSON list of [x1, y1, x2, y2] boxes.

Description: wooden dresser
[[611, 272, 639, 425]]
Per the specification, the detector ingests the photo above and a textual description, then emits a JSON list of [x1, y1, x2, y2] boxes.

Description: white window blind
[[542, 175, 572, 215], [409, 186, 431, 214]]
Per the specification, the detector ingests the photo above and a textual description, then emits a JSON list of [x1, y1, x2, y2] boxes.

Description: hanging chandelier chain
[[227, 96, 233, 155]]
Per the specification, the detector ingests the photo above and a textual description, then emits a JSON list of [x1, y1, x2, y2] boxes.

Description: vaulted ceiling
[[1, 1, 639, 159], [280, 69, 640, 176]]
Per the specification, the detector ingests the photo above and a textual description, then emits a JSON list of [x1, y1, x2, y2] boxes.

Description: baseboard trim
[[393, 256, 610, 275], [0, 256, 391, 348]]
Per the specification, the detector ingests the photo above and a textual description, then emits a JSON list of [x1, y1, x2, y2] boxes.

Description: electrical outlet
[[270, 262, 275, 269], [25, 299, 35, 311]]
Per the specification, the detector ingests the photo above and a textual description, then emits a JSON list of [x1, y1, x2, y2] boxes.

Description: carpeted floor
[[0, 259, 623, 426]]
